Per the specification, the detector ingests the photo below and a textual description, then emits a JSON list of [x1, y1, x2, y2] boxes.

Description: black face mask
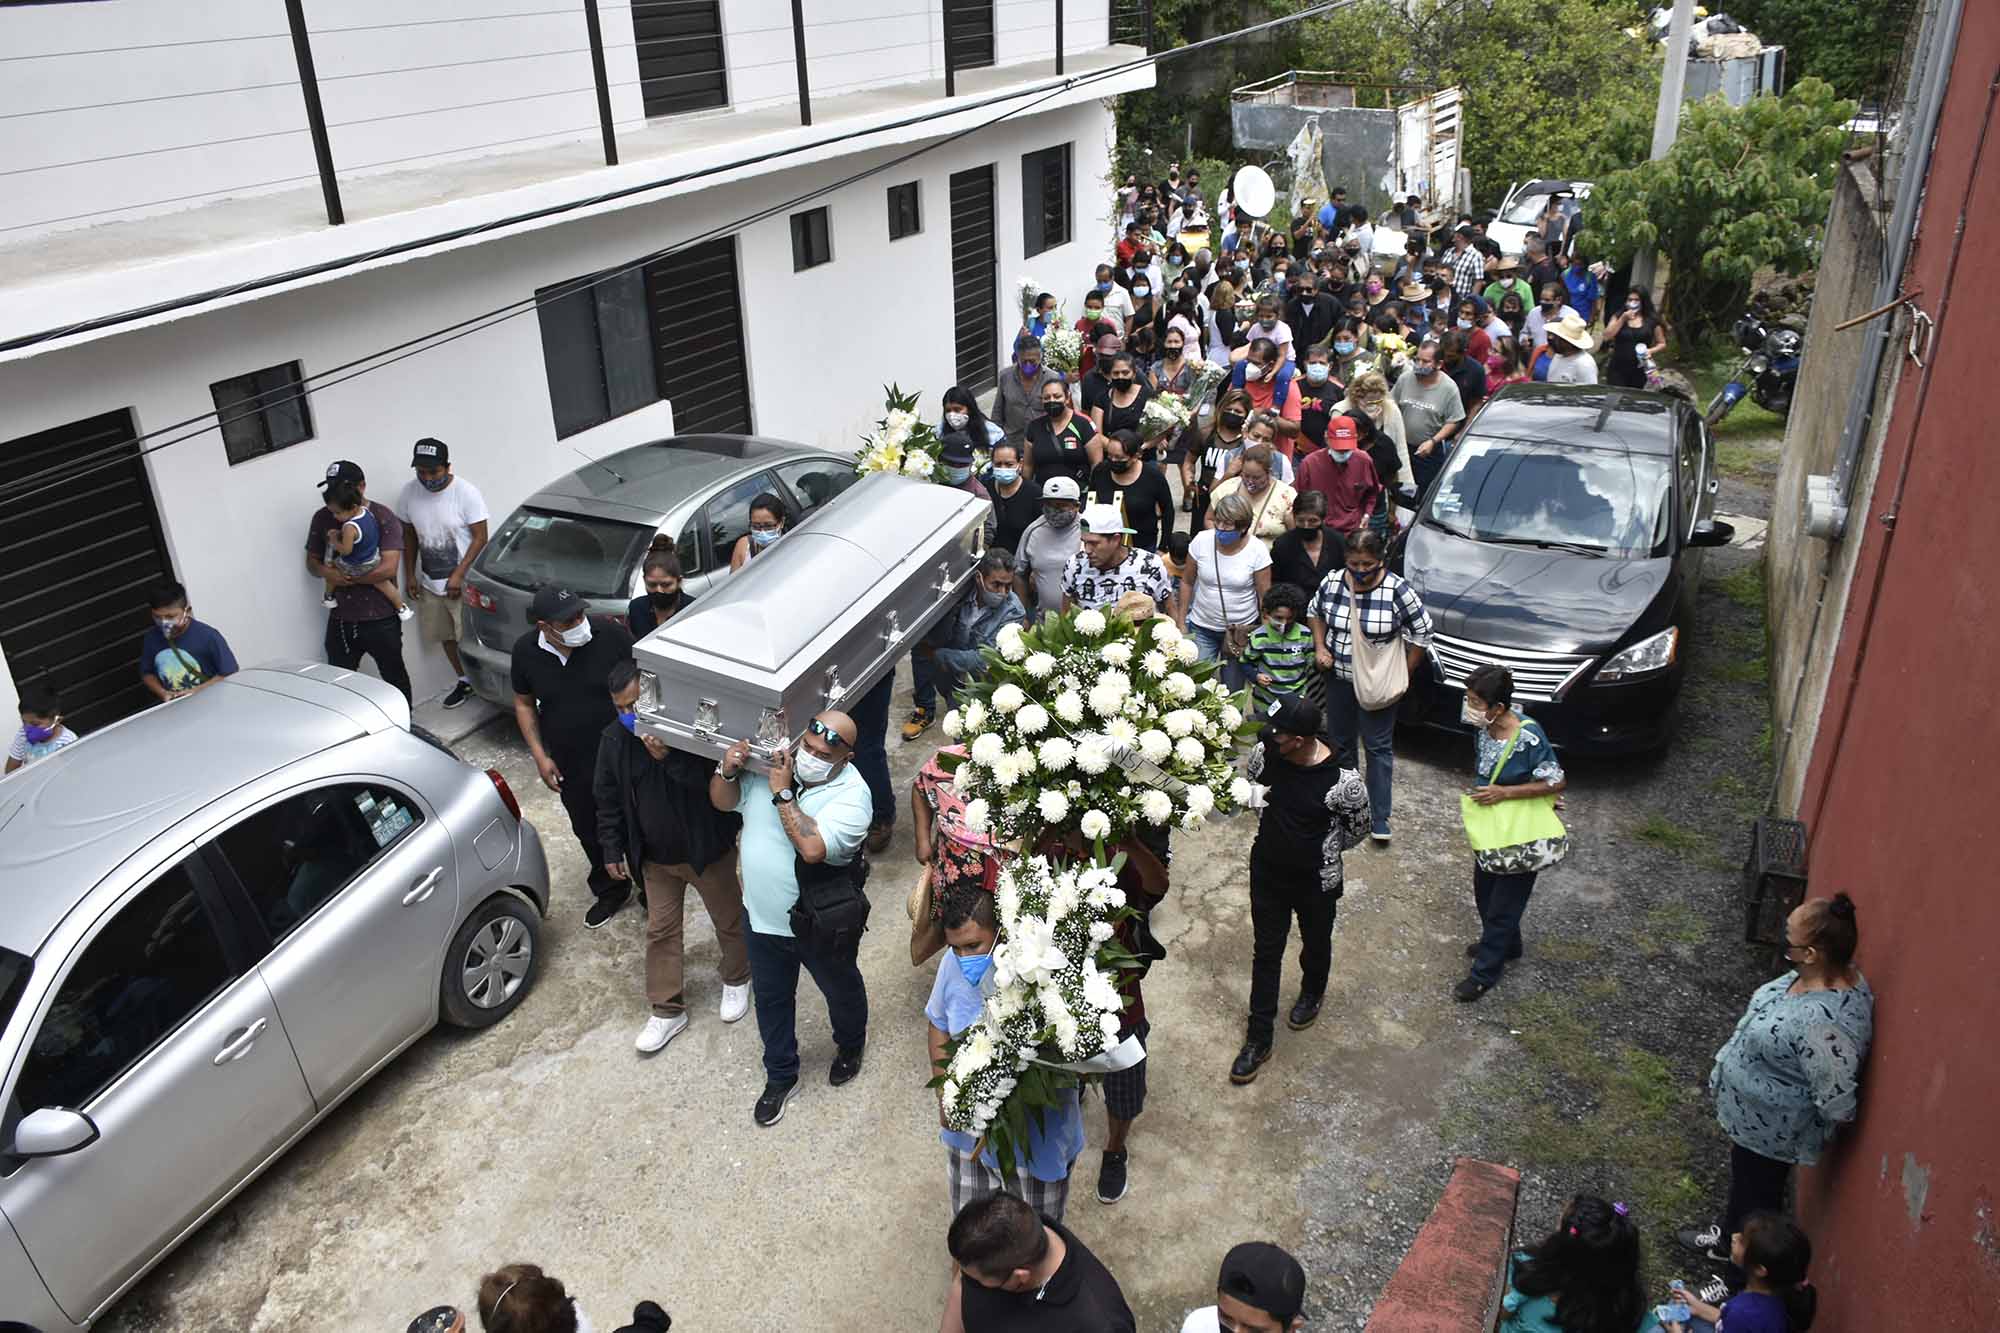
[[1042, 401, 1066, 416], [648, 588, 681, 608], [1221, 411, 1247, 429], [1111, 377, 1134, 388]]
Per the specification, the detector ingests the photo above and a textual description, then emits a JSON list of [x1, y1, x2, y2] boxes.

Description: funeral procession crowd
[[8, 164, 1871, 1333]]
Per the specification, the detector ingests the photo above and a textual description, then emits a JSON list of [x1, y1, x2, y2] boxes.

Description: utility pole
[[1631, 0, 1694, 293]]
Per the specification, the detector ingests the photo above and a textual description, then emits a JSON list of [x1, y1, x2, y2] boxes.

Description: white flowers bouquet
[[940, 606, 1261, 846], [1040, 324, 1083, 375], [1183, 357, 1230, 411], [1137, 391, 1193, 443], [855, 383, 950, 481], [931, 855, 1139, 1166]]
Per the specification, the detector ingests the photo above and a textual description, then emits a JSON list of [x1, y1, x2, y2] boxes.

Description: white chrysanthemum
[[1075, 738, 1113, 774], [1082, 964, 1123, 1013], [1122, 696, 1145, 718], [1204, 677, 1226, 695], [1099, 1012, 1122, 1038], [901, 450, 932, 477], [970, 732, 1005, 765], [1105, 717, 1140, 746], [1151, 618, 1182, 645], [1038, 736, 1076, 771], [1079, 808, 1111, 840], [1088, 682, 1125, 718], [1162, 709, 1196, 738], [1174, 736, 1206, 766], [1100, 669, 1132, 697], [996, 624, 1027, 662], [941, 1077, 960, 1105], [1140, 649, 1170, 677], [1074, 609, 1107, 635], [991, 683, 1026, 713], [963, 700, 988, 732], [1221, 703, 1244, 730], [1164, 672, 1198, 702], [1180, 809, 1207, 831], [991, 755, 1021, 788], [1054, 689, 1085, 724], [1229, 777, 1255, 808], [963, 798, 991, 832], [953, 763, 980, 796], [1138, 729, 1172, 763], [885, 408, 917, 433], [1024, 651, 1057, 679], [1011, 746, 1037, 774], [1138, 788, 1174, 824], [1100, 642, 1133, 667], [1015, 703, 1050, 735], [1037, 789, 1070, 822], [1186, 783, 1216, 815], [1176, 637, 1201, 664], [941, 708, 964, 739]]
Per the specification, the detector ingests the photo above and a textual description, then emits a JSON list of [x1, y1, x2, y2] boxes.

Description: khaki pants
[[643, 855, 750, 1015]]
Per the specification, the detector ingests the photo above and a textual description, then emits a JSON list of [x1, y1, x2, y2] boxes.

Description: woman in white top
[[1180, 490, 1273, 692]]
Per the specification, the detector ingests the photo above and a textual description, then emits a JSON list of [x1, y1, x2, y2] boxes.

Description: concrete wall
[[0, 98, 1117, 716], [1781, 4, 2000, 1325], [1766, 160, 1897, 812]]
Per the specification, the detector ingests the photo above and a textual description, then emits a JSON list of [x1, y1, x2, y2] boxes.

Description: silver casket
[[630, 472, 989, 771]]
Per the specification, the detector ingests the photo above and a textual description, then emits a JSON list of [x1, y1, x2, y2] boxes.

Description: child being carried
[[322, 478, 412, 620]]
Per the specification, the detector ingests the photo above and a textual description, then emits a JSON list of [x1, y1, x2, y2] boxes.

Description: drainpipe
[[1803, 0, 1963, 542]]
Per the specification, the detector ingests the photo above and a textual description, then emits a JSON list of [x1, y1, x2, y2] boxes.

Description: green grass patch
[[1718, 654, 1769, 686], [1715, 439, 1772, 480], [1714, 559, 1766, 611], [1756, 718, 1775, 764], [1708, 772, 1764, 819], [1537, 936, 1602, 965], [1635, 813, 1708, 853], [1688, 359, 1788, 442], [1643, 901, 1710, 948]]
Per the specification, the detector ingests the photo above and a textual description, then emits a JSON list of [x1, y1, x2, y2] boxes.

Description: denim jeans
[[1469, 866, 1536, 985], [745, 929, 869, 1083], [914, 646, 985, 712], [1247, 859, 1339, 1043], [849, 670, 895, 827], [1324, 672, 1396, 833], [1189, 620, 1251, 692]]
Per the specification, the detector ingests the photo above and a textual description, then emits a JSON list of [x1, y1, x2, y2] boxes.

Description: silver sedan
[[0, 663, 549, 1331]]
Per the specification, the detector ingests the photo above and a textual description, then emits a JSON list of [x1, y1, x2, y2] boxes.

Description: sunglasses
[[806, 718, 850, 748]]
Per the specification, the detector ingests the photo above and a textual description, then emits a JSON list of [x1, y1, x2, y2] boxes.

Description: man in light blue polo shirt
[[711, 709, 872, 1128]]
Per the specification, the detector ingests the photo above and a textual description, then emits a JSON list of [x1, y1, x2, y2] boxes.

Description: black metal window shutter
[[643, 237, 752, 434], [633, 0, 729, 119]]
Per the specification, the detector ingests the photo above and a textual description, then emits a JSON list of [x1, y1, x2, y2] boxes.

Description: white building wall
[[0, 97, 1117, 714]]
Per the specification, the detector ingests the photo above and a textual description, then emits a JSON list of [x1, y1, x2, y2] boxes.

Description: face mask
[[1096, 281, 1112, 294], [1258, 319, 1277, 331], [1333, 340, 1356, 357], [1461, 699, 1492, 727], [944, 410, 969, 430], [1044, 507, 1079, 529], [558, 618, 593, 648], [1221, 411, 1247, 429], [1305, 364, 1330, 383], [1134, 286, 1151, 299], [648, 587, 680, 608], [943, 465, 972, 484], [1111, 377, 1134, 389], [751, 527, 781, 548], [420, 474, 451, 493], [1417, 363, 1439, 377], [1165, 344, 1183, 358], [618, 710, 638, 734], [991, 465, 1020, 487], [1541, 301, 1557, 312], [1243, 364, 1265, 383], [1627, 301, 1642, 313], [22, 722, 57, 745], [956, 951, 994, 986], [1456, 318, 1472, 330], [1215, 529, 1245, 547], [1331, 448, 1354, 465], [793, 747, 835, 785], [155, 614, 183, 635], [976, 583, 1006, 608], [1020, 359, 1040, 376], [1244, 475, 1269, 494], [1041, 400, 1065, 417], [1349, 565, 1383, 588], [1367, 281, 1383, 294]]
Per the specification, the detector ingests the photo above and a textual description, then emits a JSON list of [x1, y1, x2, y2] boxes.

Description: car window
[[1679, 416, 1705, 538], [215, 784, 422, 943], [479, 507, 650, 598], [16, 861, 234, 1113], [775, 457, 859, 519], [701, 471, 781, 569], [1427, 436, 1671, 558]]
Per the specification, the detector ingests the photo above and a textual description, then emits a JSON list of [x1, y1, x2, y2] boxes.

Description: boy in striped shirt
[[1243, 583, 1316, 714]]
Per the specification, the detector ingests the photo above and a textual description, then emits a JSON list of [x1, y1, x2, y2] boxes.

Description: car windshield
[[1498, 191, 1577, 226], [1425, 435, 1671, 558], [479, 508, 650, 597]]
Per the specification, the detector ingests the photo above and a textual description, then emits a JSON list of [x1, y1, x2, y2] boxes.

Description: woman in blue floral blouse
[[1679, 893, 1872, 1292], [1456, 665, 1568, 1002]]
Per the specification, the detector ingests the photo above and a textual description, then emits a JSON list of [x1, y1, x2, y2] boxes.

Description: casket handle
[[933, 559, 957, 595], [882, 609, 904, 647], [822, 663, 847, 706]]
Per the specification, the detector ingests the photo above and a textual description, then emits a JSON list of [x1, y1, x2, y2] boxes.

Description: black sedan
[[1392, 385, 1733, 754]]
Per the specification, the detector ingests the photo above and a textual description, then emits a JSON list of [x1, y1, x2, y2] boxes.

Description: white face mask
[[794, 747, 835, 785], [558, 619, 593, 648], [945, 410, 969, 429], [1461, 698, 1492, 727], [1243, 364, 1266, 383]]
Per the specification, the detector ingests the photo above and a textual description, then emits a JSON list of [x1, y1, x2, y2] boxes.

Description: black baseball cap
[[405, 1308, 464, 1333], [1263, 695, 1320, 740], [411, 437, 450, 468], [317, 459, 364, 491], [529, 584, 585, 623], [1219, 1241, 1307, 1322]]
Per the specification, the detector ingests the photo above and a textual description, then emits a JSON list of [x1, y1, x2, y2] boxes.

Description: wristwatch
[[772, 786, 797, 805]]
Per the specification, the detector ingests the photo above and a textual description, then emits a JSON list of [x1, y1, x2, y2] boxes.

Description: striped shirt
[[1244, 621, 1316, 711]]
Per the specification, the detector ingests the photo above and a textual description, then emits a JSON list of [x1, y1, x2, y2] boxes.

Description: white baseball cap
[[1041, 476, 1081, 502], [1080, 503, 1134, 536]]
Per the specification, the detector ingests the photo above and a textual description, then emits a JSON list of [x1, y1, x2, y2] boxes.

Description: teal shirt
[[1500, 1254, 1663, 1333], [731, 765, 873, 936]]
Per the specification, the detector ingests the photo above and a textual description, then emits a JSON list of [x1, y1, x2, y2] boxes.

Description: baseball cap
[[529, 584, 586, 623], [1262, 696, 1320, 741], [1040, 476, 1081, 502], [1218, 1241, 1307, 1321], [938, 432, 977, 466], [1328, 416, 1359, 452], [410, 437, 450, 468], [1080, 503, 1134, 537], [317, 459, 365, 491], [405, 1308, 465, 1333]]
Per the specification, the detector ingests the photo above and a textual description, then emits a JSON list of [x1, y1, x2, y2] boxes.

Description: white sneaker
[[635, 1012, 687, 1054], [720, 981, 751, 1024]]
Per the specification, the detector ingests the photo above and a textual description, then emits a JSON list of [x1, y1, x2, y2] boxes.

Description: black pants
[[1722, 1141, 1791, 1287], [1248, 860, 1339, 1043], [1469, 866, 1538, 984], [553, 745, 621, 903], [324, 614, 412, 701]]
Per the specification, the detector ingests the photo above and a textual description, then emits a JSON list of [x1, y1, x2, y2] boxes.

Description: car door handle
[[402, 867, 444, 906], [212, 1018, 268, 1066]]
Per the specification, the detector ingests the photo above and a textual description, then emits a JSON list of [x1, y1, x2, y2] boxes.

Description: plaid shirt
[[1310, 570, 1434, 680], [1449, 243, 1486, 301]]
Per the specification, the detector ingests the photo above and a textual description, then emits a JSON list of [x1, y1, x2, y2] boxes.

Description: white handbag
[[1347, 587, 1409, 710]]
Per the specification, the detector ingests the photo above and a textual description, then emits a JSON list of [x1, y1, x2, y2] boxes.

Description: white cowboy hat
[[1547, 313, 1596, 351]]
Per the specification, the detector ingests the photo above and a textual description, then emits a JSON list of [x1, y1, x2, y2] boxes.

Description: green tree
[[1717, 0, 1910, 102], [1584, 77, 1854, 348]]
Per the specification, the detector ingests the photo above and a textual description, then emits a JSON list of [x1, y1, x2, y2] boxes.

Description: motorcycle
[[1705, 313, 1802, 426]]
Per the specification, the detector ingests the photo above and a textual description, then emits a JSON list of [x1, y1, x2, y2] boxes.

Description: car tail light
[[487, 768, 522, 821], [466, 585, 499, 613]]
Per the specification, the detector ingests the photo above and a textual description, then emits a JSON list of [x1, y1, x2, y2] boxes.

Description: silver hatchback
[[0, 663, 549, 1331]]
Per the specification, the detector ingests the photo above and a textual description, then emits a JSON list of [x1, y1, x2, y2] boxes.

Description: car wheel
[[441, 894, 540, 1028]]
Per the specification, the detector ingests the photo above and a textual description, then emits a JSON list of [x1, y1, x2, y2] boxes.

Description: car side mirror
[[10, 1107, 99, 1159], [1689, 519, 1735, 548]]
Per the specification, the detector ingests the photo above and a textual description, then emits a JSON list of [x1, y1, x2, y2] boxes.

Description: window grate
[[1021, 143, 1071, 257], [213, 362, 313, 465], [887, 181, 921, 240]]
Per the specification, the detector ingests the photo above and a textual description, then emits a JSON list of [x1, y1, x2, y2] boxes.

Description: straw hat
[[1547, 313, 1596, 351], [1398, 279, 1429, 302]]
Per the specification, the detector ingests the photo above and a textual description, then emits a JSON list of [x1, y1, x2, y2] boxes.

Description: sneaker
[[1096, 1149, 1129, 1204], [753, 1078, 799, 1127], [1696, 1275, 1731, 1304], [1229, 1040, 1273, 1085], [901, 707, 933, 741], [321, 595, 339, 609], [442, 680, 475, 709], [1677, 1223, 1730, 1264], [720, 981, 751, 1024], [866, 821, 894, 854], [830, 1045, 865, 1086], [1370, 828, 1392, 846], [1287, 994, 1322, 1031], [1452, 976, 1492, 1002], [583, 891, 630, 929], [635, 1012, 687, 1054], [396, 604, 416, 622]]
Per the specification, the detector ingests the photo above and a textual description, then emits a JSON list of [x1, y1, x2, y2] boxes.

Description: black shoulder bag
[[788, 849, 872, 960]]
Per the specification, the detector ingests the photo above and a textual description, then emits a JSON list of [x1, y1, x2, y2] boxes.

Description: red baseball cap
[[1328, 416, 1359, 451]]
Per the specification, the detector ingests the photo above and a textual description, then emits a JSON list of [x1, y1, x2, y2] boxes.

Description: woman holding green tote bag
[[1455, 665, 1569, 1002]]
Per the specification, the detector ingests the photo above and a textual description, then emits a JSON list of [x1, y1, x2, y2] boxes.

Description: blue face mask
[[420, 474, 451, 492], [991, 466, 1020, 485], [751, 528, 781, 547], [618, 710, 638, 734], [1305, 364, 1330, 384], [956, 951, 994, 985], [1333, 340, 1356, 357], [943, 465, 972, 484], [1096, 281, 1112, 294]]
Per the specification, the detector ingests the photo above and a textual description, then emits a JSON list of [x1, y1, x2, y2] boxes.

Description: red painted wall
[[1791, 10, 2000, 1327]]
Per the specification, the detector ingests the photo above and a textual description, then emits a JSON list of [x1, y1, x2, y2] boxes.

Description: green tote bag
[[1459, 731, 1568, 867]]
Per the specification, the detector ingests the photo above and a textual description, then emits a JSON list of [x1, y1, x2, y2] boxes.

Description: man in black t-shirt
[[1087, 431, 1176, 551], [943, 1194, 1135, 1333], [510, 583, 637, 928], [1077, 323, 1122, 417]]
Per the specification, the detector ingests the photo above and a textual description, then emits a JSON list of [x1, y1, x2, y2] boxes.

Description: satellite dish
[[1231, 165, 1276, 219]]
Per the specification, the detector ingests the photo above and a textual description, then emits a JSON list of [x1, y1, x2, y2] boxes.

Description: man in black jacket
[[596, 660, 751, 1056], [1283, 272, 1338, 352]]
